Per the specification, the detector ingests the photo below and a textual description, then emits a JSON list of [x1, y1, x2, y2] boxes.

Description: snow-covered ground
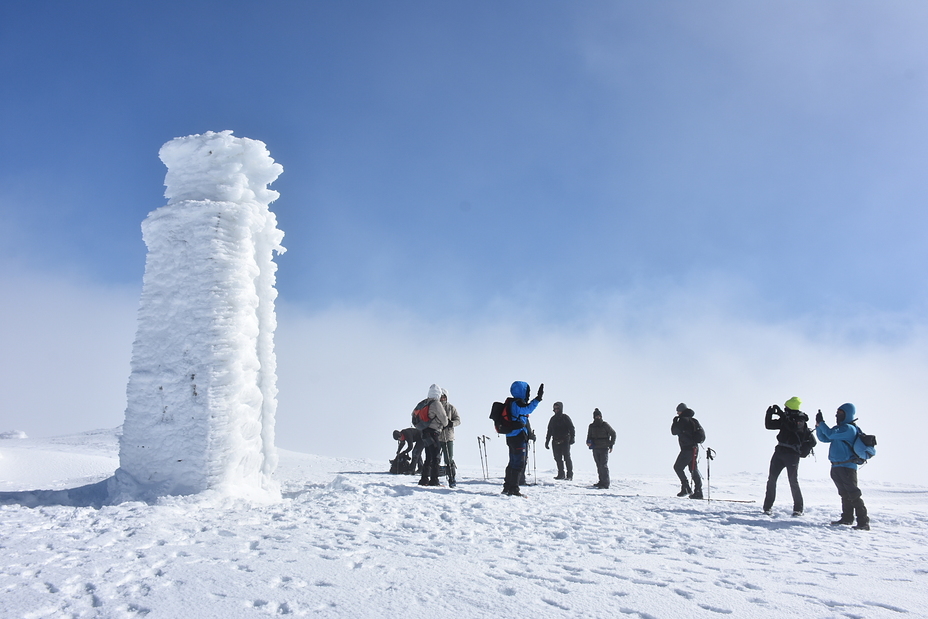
[[2, 429, 927, 618]]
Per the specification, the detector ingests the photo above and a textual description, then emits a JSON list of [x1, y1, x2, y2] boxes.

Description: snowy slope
[[2, 429, 927, 618]]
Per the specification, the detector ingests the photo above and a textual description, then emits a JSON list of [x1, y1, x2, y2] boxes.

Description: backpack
[[797, 425, 817, 458], [692, 419, 706, 444], [389, 452, 413, 474], [412, 398, 432, 430], [489, 398, 524, 434], [843, 426, 877, 465]]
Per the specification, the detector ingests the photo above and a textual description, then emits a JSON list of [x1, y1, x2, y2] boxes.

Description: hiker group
[[391, 384, 461, 487], [392, 381, 877, 530]]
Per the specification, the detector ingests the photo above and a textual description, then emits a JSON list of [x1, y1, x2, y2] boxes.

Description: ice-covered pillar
[[112, 131, 285, 502]]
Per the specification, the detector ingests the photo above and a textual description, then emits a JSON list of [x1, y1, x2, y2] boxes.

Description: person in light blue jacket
[[502, 380, 543, 496], [815, 403, 870, 530]]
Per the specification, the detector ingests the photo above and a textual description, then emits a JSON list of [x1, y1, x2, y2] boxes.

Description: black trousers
[[673, 446, 702, 491], [831, 466, 868, 525], [419, 429, 440, 483], [552, 440, 572, 477], [504, 433, 527, 493], [763, 447, 803, 512], [592, 448, 610, 488]]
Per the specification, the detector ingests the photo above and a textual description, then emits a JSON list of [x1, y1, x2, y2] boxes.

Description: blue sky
[[2, 2, 927, 483]]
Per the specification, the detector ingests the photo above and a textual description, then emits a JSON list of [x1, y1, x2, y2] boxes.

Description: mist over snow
[[272, 287, 928, 489]]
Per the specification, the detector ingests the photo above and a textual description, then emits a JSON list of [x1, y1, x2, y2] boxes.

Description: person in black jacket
[[763, 396, 813, 516], [545, 401, 575, 480], [393, 427, 423, 475], [586, 408, 616, 489], [671, 403, 704, 499]]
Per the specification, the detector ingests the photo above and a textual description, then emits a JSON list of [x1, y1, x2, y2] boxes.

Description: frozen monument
[[112, 131, 285, 502]]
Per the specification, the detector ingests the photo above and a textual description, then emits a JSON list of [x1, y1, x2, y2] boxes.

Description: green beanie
[[784, 396, 802, 411]]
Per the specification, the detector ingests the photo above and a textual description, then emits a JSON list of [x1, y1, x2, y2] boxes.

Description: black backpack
[[490, 398, 524, 434], [389, 452, 413, 474], [797, 425, 817, 458], [692, 419, 706, 444]]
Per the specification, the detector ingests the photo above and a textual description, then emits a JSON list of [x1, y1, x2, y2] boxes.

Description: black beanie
[[593, 408, 602, 419], [676, 403, 687, 413]]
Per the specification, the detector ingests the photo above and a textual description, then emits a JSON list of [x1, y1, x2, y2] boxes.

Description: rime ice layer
[[113, 131, 284, 502]]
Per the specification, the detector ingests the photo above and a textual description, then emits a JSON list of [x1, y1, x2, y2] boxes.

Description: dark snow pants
[[763, 447, 803, 513], [592, 448, 610, 488], [673, 446, 702, 491], [419, 429, 441, 484], [504, 433, 527, 494], [552, 440, 572, 478], [831, 466, 868, 526]]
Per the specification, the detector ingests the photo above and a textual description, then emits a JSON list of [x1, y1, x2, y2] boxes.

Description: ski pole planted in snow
[[705, 447, 716, 502]]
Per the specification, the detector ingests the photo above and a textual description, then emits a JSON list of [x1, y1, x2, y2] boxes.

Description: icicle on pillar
[[113, 131, 285, 501]]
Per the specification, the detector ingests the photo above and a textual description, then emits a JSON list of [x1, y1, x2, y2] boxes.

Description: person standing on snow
[[671, 403, 705, 499], [439, 388, 461, 488], [417, 384, 449, 487], [815, 403, 870, 530], [546, 401, 575, 480], [502, 380, 543, 496], [763, 396, 814, 516], [586, 408, 616, 489]]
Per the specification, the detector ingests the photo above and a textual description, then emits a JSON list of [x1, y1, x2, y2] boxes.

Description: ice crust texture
[[113, 131, 285, 503]]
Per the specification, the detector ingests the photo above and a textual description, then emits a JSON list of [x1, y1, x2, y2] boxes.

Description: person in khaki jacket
[[439, 388, 461, 487]]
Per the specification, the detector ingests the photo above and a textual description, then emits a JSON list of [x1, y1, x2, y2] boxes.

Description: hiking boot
[[792, 511, 803, 517], [554, 474, 566, 480], [566, 474, 573, 481], [677, 483, 692, 497], [763, 509, 772, 515], [853, 523, 870, 531], [830, 518, 854, 526], [690, 490, 704, 500], [418, 478, 429, 486]]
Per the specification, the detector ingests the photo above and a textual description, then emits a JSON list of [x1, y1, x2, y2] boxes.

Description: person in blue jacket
[[502, 380, 543, 496], [815, 403, 870, 530]]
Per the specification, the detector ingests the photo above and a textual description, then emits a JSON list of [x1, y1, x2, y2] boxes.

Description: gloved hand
[[535, 383, 544, 402], [586, 439, 593, 449], [529, 431, 537, 442], [569, 438, 575, 445], [545, 442, 550, 450], [767, 405, 780, 416], [815, 410, 824, 424]]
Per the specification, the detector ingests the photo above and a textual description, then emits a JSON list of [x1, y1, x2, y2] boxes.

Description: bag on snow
[[389, 452, 413, 474], [489, 397, 524, 435]]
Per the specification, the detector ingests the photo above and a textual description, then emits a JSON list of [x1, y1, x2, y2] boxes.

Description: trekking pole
[[705, 447, 716, 502], [478, 435, 490, 480], [532, 438, 537, 485], [477, 436, 484, 480]]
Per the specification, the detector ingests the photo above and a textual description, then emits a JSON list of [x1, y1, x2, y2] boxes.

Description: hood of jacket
[[428, 384, 442, 400], [510, 381, 530, 401], [678, 408, 695, 419], [838, 403, 857, 423]]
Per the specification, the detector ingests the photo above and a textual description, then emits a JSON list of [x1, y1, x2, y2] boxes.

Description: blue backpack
[[843, 426, 877, 465]]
